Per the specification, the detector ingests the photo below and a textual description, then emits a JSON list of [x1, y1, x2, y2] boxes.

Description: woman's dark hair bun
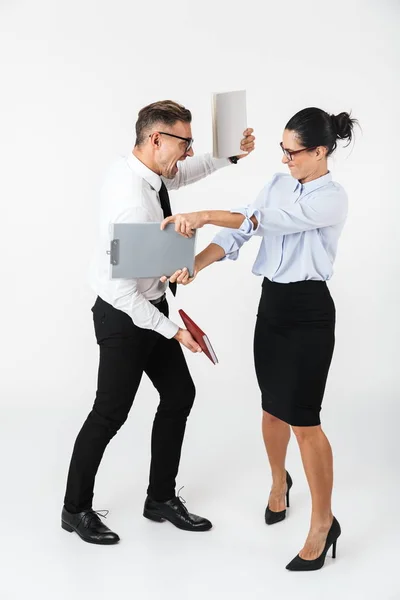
[[331, 112, 357, 145]]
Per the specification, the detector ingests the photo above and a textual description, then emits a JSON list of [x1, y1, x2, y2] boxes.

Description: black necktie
[[159, 182, 176, 297]]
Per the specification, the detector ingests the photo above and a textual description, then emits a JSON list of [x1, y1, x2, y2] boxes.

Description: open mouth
[[172, 157, 185, 173]]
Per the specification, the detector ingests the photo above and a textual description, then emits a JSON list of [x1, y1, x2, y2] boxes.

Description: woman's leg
[[262, 411, 291, 511], [292, 424, 334, 559]]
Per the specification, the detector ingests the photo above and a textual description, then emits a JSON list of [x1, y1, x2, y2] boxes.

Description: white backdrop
[[1, 1, 399, 599]]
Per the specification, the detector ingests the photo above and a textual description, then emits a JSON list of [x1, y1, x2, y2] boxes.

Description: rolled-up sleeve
[[212, 213, 254, 261], [212, 183, 270, 260], [231, 187, 348, 237]]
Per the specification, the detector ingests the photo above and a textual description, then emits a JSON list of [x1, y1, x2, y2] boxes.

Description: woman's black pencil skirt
[[254, 277, 336, 427]]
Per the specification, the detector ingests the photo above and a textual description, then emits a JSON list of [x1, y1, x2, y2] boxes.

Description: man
[[61, 100, 255, 544]]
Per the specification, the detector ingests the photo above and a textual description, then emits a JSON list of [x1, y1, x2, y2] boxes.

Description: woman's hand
[[160, 265, 198, 286], [160, 211, 208, 238]]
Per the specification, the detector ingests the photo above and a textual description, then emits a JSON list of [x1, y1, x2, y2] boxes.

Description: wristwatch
[[228, 156, 238, 164]]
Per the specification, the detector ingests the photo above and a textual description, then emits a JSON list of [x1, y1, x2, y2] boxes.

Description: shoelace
[[176, 487, 189, 515], [177, 486, 186, 504], [79, 509, 109, 529]]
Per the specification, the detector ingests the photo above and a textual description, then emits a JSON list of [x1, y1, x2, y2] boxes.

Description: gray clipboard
[[109, 222, 197, 279]]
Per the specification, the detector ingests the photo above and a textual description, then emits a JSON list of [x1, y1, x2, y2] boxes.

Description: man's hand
[[236, 128, 256, 160], [160, 266, 197, 286], [160, 211, 207, 237], [174, 328, 202, 353]]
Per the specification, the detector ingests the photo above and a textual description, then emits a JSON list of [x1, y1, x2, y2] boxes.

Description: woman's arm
[[160, 209, 257, 237], [161, 188, 347, 238], [196, 242, 226, 273]]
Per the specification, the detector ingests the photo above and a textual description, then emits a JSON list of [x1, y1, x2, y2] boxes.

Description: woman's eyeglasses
[[280, 142, 317, 161]]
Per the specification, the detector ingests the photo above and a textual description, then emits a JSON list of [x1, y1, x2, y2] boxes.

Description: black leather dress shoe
[[61, 507, 120, 545], [143, 496, 212, 532]]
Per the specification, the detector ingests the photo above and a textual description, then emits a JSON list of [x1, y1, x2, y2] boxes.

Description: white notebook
[[212, 90, 247, 159]]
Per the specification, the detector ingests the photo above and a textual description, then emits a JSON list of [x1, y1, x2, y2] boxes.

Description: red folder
[[178, 309, 219, 365]]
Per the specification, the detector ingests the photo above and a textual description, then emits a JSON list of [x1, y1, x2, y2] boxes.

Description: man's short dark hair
[[135, 100, 192, 146]]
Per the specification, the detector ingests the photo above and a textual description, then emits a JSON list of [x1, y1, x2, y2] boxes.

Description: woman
[[161, 107, 357, 571]]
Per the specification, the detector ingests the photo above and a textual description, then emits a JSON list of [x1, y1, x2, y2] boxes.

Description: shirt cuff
[[154, 316, 180, 339], [230, 207, 260, 236], [211, 234, 235, 261]]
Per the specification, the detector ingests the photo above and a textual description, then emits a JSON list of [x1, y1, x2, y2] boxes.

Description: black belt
[[149, 293, 167, 306]]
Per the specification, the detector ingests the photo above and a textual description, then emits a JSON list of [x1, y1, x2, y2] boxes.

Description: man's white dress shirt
[[89, 152, 230, 338]]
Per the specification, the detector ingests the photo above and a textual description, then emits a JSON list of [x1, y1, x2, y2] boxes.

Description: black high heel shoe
[[285, 517, 341, 571], [265, 471, 293, 525]]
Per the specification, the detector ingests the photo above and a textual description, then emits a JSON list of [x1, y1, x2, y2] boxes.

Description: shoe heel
[[332, 540, 337, 559], [143, 509, 165, 523], [285, 471, 292, 508], [61, 521, 74, 533]]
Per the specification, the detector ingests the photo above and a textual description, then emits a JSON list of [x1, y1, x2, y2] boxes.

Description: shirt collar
[[126, 152, 163, 192], [292, 171, 332, 193]]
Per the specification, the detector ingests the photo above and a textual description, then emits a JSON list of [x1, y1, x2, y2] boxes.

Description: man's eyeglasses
[[151, 131, 194, 153], [280, 142, 317, 161]]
